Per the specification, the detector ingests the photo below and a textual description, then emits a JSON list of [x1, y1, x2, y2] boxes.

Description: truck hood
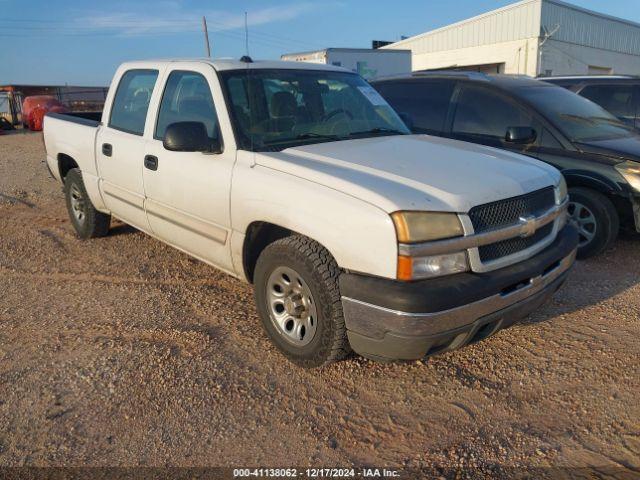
[[256, 135, 560, 213]]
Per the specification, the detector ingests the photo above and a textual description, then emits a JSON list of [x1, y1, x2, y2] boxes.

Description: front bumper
[[340, 225, 578, 361]]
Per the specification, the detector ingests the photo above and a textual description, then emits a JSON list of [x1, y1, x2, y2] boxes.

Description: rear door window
[[109, 69, 159, 135], [375, 80, 455, 135], [579, 84, 636, 126]]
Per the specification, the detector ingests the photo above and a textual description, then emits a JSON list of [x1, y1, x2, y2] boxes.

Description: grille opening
[[424, 343, 450, 358], [479, 223, 554, 263], [424, 335, 459, 358], [501, 278, 532, 296], [543, 260, 561, 277], [468, 320, 500, 345], [469, 187, 555, 233], [470, 187, 556, 263]]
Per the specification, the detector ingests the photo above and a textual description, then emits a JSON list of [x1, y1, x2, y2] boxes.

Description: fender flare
[[562, 169, 623, 195]]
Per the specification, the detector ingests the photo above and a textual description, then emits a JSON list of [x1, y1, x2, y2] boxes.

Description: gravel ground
[[0, 132, 638, 478]]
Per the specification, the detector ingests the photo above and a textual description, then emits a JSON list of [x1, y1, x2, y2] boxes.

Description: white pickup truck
[[44, 58, 578, 367]]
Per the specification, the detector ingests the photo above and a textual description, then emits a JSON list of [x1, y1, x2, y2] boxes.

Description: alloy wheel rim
[[266, 266, 318, 347], [568, 200, 597, 248], [70, 184, 86, 223]]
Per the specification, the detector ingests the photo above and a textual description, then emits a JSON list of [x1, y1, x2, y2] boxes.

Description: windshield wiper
[[558, 113, 597, 125], [294, 132, 341, 141], [587, 116, 629, 128], [344, 127, 407, 138], [261, 132, 341, 147]]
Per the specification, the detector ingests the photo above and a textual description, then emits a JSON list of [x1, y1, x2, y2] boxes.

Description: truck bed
[[46, 111, 102, 127]]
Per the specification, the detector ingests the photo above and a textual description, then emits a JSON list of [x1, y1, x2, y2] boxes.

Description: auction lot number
[[234, 468, 399, 478], [234, 468, 357, 478]]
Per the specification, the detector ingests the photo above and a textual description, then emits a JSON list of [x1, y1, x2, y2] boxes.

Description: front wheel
[[64, 168, 111, 239], [253, 235, 351, 368], [568, 187, 619, 259]]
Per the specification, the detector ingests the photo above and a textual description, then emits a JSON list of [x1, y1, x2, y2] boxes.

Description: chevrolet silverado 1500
[[43, 58, 578, 367]]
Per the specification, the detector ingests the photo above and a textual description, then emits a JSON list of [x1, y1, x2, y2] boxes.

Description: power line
[[0, 28, 295, 53], [0, 17, 326, 50]]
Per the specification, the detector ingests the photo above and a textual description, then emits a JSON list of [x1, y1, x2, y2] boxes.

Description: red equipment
[[22, 96, 68, 131]]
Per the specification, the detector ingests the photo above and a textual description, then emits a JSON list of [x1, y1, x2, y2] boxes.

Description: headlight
[[556, 176, 568, 204], [615, 161, 640, 192], [391, 211, 464, 243], [397, 252, 469, 281], [391, 211, 468, 280]]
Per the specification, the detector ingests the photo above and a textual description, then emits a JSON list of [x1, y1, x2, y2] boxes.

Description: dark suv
[[542, 76, 640, 128], [372, 72, 640, 258]]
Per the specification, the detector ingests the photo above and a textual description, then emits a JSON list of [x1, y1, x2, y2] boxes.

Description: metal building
[[382, 0, 640, 77], [281, 48, 411, 80]]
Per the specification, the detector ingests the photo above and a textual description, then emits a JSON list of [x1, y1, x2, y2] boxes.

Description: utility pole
[[202, 16, 211, 58]]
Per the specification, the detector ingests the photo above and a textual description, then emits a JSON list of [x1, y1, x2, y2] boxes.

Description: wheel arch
[[242, 221, 293, 283], [563, 169, 622, 195], [57, 153, 79, 180]]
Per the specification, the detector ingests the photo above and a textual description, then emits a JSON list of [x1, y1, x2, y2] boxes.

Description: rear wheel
[[254, 235, 351, 368], [64, 168, 111, 239], [568, 187, 619, 259]]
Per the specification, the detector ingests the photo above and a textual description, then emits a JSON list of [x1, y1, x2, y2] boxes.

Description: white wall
[[410, 38, 540, 76], [541, 39, 640, 75], [383, 0, 541, 56], [325, 51, 411, 80], [542, 0, 640, 57], [281, 50, 412, 80]]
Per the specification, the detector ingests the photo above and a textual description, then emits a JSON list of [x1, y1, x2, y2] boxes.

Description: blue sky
[[1, 0, 638, 86]]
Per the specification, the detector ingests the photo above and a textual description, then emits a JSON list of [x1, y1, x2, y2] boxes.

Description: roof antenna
[[240, 12, 253, 63], [202, 16, 211, 58]]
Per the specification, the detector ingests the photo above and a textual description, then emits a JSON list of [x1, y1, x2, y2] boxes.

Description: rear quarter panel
[[43, 115, 106, 211]]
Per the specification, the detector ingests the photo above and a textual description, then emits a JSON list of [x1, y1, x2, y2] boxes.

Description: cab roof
[[118, 58, 351, 73]]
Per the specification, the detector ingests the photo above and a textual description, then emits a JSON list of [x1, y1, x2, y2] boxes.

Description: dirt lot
[[0, 131, 638, 478]]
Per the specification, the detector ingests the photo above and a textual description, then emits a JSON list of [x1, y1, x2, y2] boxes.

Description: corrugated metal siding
[[542, 1, 640, 55], [384, 0, 541, 54]]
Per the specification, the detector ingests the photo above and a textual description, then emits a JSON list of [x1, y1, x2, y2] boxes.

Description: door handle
[[102, 143, 112, 157], [144, 155, 158, 171]]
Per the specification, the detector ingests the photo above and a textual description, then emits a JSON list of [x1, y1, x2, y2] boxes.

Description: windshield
[[220, 69, 410, 151], [517, 86, 635, 143]]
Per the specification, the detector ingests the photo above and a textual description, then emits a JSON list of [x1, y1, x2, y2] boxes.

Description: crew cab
[[43, 59, 578, 367], [373, 72, 640, 259]]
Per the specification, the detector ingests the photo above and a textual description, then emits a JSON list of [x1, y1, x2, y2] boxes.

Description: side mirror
[[163, 122, 221, 153], [398, 112, 414, 131], [505, 126, 537, 145]]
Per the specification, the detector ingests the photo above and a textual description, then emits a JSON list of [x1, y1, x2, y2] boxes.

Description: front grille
[[478, 223, 554, 262], [469, 186, 555, 233], [469, 187, 556, 264]]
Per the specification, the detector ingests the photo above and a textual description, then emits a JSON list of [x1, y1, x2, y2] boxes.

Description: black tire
[[0, 117, 14, 131], [254, 235, 351, 368], [64, 168, 111, 239], [568, 187, 619, 259]]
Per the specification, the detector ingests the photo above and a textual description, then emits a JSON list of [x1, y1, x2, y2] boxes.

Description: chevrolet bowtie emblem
[[519, 215, 537, 238]]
